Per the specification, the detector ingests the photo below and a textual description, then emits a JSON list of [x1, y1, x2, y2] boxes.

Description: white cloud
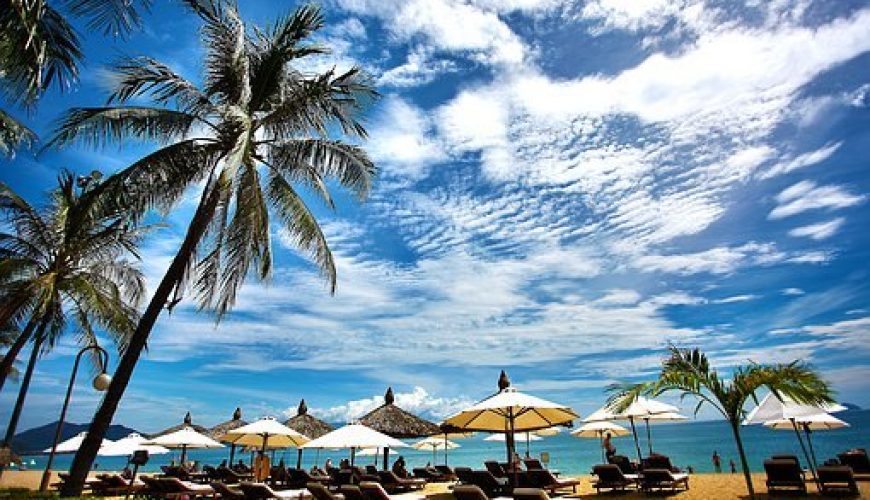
[[770, 181, 863, 219], [788, 217, 845, 240], [580, 0, 695, 33], [305, 386, 473, 423], [782, 287, 805, 296], [760, 142, 842, 179], [378, 48, 457, 87], [712, 294, 758, 304], [366, 96, 447, 179]]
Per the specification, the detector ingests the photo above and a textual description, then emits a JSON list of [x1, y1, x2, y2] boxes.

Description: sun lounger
[[309, 481, 346, 500], [607, 455, 639, 475], [210, 481, 245, 499], [453, 484, 490, 500], [525, 469, 580, 493], [435, 465, 458, 480], [456, 467, 476, 485], [159, 477, 215, 498], [512, 487, 550, 500], [376, 470, 425, 492], [592, 464, 639, 493], [360, 481, 422, 500], [290, 468, 333, 488], [485, 461, 508, 478], [838, 449, 870, 476], [818, 466, 860, 496], [471, 470, 511, 498], [93, 473, 146, 496], [241, 482, 308, 499], [366, 465, 380, 476], [351, 466, 380, 483], [764, 459, 806, 494], [642, 453, 682, 473], [340, 484, 367, 500], [640, 469, 689, 492], [413, 467, 445, 481]]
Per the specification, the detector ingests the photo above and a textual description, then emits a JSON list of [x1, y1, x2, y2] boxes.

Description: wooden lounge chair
[[351, 466, 380, 483], [359, 481, 397, 500], [340, 484, 367, 500], [592, 464, 638, 493], [159, 477, 215, 498], [838, 449, 870, 476], [366, 465, 380, 476], [309, 481, 346, 500], [639, 469, 689, 493], [435, 465, 458, 480], [607, 455, 639, 475], [456, 467, 476, 485], [471, 470, 511, 498], [376, 470, 425, 492], [485, 461, 508, 478], [818, 466, 860, 496], [210, 481, 245, 499], [93, 473, 146, 496], [241, 482, 307, 499], [413, 467, 445, 481], [525, 469, 580, 493], [512, 487, 549, 500], [216, 466, 249, 484], [764, 459, 807, 494], [291, 468, 333, 487], [642, 454, 682, 473], [453, 484, 490, 500]]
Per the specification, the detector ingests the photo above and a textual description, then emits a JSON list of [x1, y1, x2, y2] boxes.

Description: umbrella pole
[[297, 448, 303, 470], [803, 424, 819, 471], [645, 418, 653, 455], [599, 432, 605, 463], [432, 446, 436, 464], [229, 443, 236, 466], [526, 433, 530, 457], [508, 409, 518, 488], [444, 433, 449, 466], [629, 417, 642, 464], [351, 447, 356, 467], [180, 444, 188, 465], [383, 447, 390, 471], [790, 419, 818, 485]]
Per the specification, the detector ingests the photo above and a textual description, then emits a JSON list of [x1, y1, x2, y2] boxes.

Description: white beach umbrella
[[98, 433, 169, 457], [764, 413, 849, 471], [745, 393, 847, 480], [44, 432, 113, 454], [412, 436, 460, 464], [572, 422, 630, 462], [300, 423, 407, 465], [584, 397, 679, 462], [144, 426, 223, 463], [484, 432, 543, 457], [222, 416, 310, 452], [442, 371, 578, 463]]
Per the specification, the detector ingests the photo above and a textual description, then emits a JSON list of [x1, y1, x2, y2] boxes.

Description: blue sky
[[2, 0, 870, 433]]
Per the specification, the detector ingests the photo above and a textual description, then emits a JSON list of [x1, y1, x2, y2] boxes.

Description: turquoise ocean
[[16, 410, 869, 476]]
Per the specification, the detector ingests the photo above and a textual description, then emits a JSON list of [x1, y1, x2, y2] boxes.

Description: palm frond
[[62, 0, 151, 36], [269, 139, 376, 200], [47, 106, 199, 149], [0, 109, 37, 158], [108, 56, 217, 116]]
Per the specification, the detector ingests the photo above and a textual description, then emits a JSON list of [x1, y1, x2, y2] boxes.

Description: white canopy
[[572, 421, 631, 438], [483, 432, 542, 442], [357, 447, 390, 456], [98, 433, 169, 456], [222, 416, 309, 449], [622, 397, 679, 418], [743, 393, 847, 425], [44, 432, 113, 454], [411, 437, 460, 451], [764, 413, 850, 431], [533, 427, 562, 436], [443, 387, 578, 432], [300, 424, 408, 450], [144, 426, 223, 449]]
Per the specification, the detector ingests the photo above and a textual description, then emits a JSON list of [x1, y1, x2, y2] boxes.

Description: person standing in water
[[712, 451, 722, 473], [603, 432, 616, 460]]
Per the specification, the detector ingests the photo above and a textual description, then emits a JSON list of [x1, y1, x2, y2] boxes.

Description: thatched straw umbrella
[[359, 387, 440, 469], [151, 412, 211, 437], [209, 408, 248, 466], [284, 399, 333, 468]]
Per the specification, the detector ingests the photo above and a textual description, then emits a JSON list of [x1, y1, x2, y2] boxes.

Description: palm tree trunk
[[0, 334, 44, 478], [61, 186, 221, 497], [0, 315, 40, 394], [730, 419, 755, 499]]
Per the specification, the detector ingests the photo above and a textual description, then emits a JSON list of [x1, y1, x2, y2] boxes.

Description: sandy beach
[[2, 471, 867, 498]]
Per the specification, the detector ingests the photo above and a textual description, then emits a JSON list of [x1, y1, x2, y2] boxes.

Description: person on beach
[[729, 459, 736, 473], [324, 458, 334, 471], [253, 450, 270, 481], [603, 432, 616, 460], [392, 456, 410, 478], [712, 451, 721, 472]]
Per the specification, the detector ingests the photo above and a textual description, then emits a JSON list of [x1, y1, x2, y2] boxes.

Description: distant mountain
[[842, 402, 862, 411], [11, 422, 139, 455]]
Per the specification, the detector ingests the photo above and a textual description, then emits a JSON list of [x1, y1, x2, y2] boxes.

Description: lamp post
[[39, 345, 111, 491]]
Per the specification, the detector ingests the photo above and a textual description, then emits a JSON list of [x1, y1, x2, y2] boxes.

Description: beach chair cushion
[[592, 464, 637, 492], [376, 470, 426, 492], [818, 466, 859, 495], [764, 459, 807, 492], [210, 481, 246, 499], [512, 487, 549, 500], [359, 481, 393, 500], [308, 481, 345, 500], [640, 469, 689, 492], [453, 484, 490, 500], [525, 469, 580, 492], [838, 449, 870, 474], [340, 485, 367, 500]]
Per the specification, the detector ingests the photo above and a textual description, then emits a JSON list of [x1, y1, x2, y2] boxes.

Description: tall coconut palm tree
[[609, 346, 834, 499], [49, 1, 377, 494], [0, 171, 146, 456], [0, 0, 150, 156]]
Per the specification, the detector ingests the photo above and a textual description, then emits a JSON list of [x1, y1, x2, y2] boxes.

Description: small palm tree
[[0, 0, 149, 155], [610, 346, 834, 498], [0, 171, 146, 451], [48, 1, 377, 494]]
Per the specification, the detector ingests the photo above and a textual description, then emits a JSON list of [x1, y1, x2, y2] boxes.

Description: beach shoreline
[[3, 470, 868, 499]]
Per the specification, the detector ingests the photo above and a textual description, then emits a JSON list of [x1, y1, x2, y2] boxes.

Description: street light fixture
[[39, 344, 111, 491]]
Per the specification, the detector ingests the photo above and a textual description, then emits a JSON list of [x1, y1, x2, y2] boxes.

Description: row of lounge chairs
[[453, 463, 581, 497], [764, 454, 861, 496], [590, 464, 689, 494]]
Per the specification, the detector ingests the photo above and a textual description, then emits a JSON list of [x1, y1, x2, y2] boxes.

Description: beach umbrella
[[484, 432, 542, 456], [98, 433, 169, 456], [152, 412, 211, 437], [584, 397, 678, 462], [744, 393, 847, 481], [442, 371, 578, 464], [359, 387, 440, 469], [411, 437, 460, 464], [764, 413, 849, 470], [533, 427, 562, 437], [43, 432, 113, 454], [300, 423, 408, 466], [285, 399, 334, 469], [572, 422, 630, 462], [144, 426, 223, 463], [222, 416, 309, 451], [209, 408, 248, 466]]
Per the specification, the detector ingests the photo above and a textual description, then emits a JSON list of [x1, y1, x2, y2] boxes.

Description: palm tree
[[609, 346, 834, 498], [0, 0, 149, 155], [0, 171, 146, 457], [48, 1, 377, 494]]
